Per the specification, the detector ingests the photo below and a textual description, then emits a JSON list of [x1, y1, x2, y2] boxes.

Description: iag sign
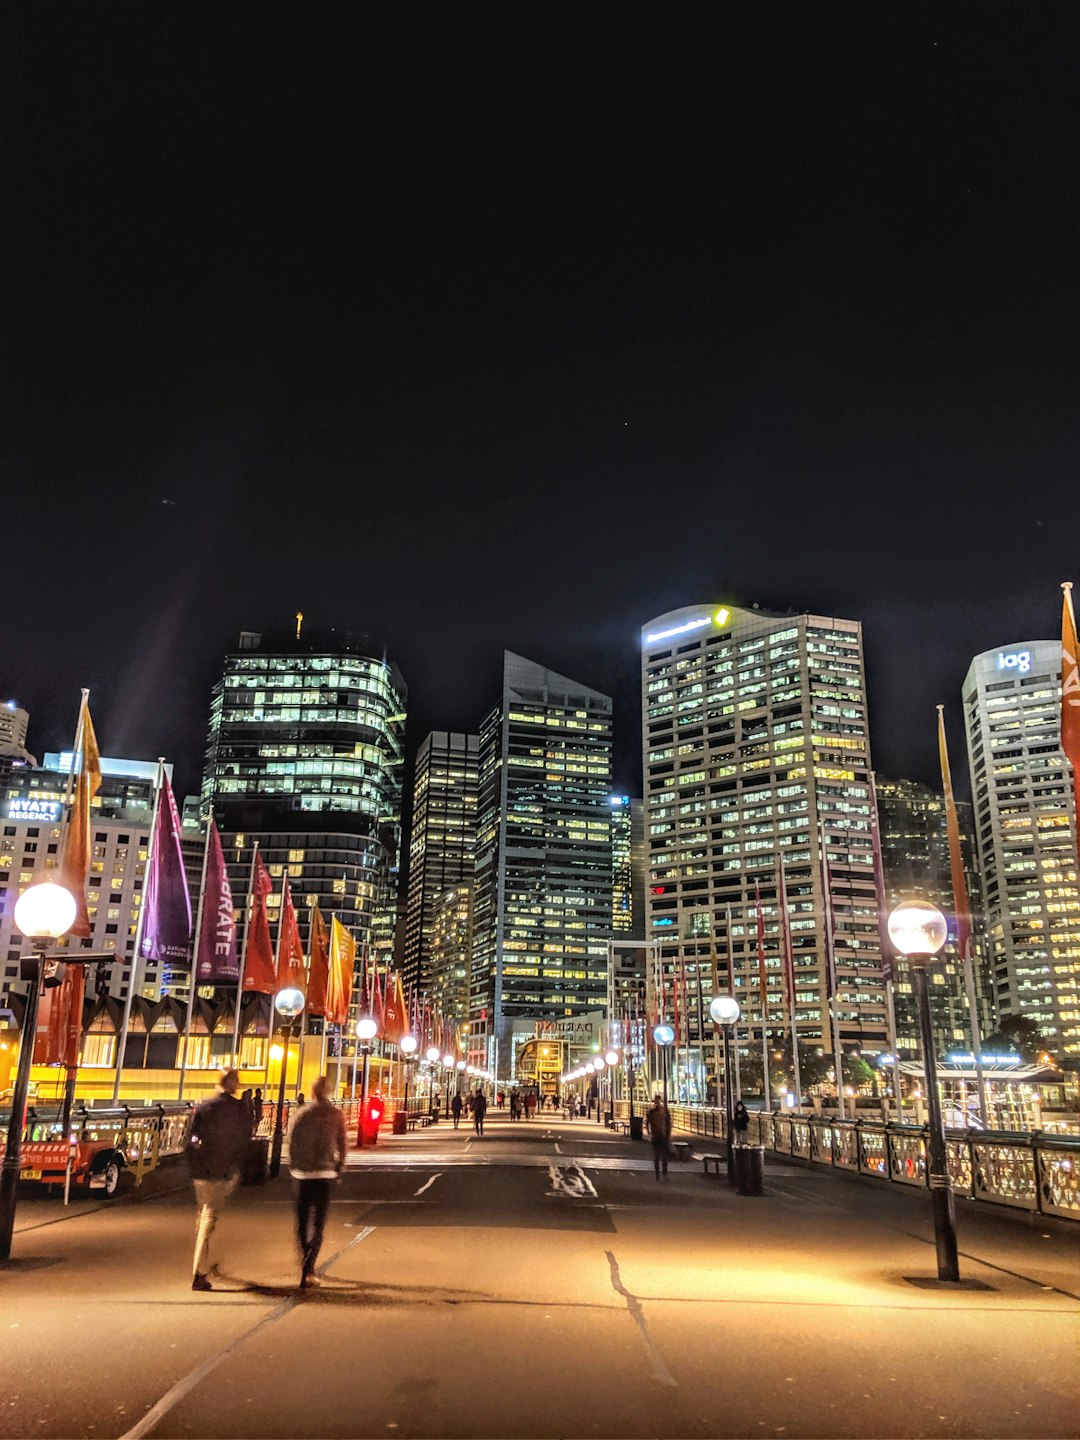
[[997, 650, 1032, 674]]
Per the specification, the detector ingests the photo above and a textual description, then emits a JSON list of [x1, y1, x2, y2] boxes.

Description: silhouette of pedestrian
[[451, 1092, 463, 1129], [288, 1075, 347, 1289], [646, 1093, 672, 1182], [733, 1100, 750, 1146], [187, 1068, 252, 1290], [473, 1089, 487, 1136]]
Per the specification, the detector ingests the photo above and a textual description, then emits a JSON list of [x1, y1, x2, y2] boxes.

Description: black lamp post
[[652, 1024, 674, 1104], [269, 986, 305, 1179], [887, 900, 960, 1284], [425, 1045, 441, 1117], [400, 1034, 417, 1116], [0, 882, 77, 1261], [710, 994, 741, 1186]]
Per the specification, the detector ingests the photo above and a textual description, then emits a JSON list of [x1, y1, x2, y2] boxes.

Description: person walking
[[251, 1087, 264, 1133], [451, 1092, 463, 1129], [472, 1088, 488, 1136], [187, 1068, 252, 1291], [732, 1100, 750, 1146], [288, 1074, 347, 1289], [646, 1093, 672, 1182]]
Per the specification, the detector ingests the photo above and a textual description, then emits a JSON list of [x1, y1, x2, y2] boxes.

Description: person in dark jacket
[[645, 1094, 672, 1182], [472, 1089, 488, 1136], [188, 1068, 252, 1290], [251, 1087, 264, 1133], [451, 1092, 463, 1128], [288, 1074, 348, 1288], [732, 1101, 750, 1145]]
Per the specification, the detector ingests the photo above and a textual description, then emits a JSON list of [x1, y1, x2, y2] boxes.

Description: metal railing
[[611, 1100, 1080, 1222]]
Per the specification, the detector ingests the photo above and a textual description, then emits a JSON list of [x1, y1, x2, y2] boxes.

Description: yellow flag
[[936, 705, 971, 960], [326, 917, 356, 1026], [59, 696, 102, 939]]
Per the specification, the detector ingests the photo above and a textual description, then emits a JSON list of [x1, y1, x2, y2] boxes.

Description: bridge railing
[[611, 1100, 1080, 1221]]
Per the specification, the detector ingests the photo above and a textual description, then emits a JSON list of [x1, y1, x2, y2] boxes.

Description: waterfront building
[[875, 776, 994, 1062], [469, 652, 614, 1080], [201, 627, 405, 1039], [640, 602, 889, 1096], [402, 732, 479, 999], [962, 641, 1080, 1061]]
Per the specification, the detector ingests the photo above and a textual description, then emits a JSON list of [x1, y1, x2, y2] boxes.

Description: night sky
[[3, 7, 1079, 802]]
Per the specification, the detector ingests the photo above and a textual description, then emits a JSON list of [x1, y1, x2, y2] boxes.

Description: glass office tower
[[470, 652, 614, 1079]]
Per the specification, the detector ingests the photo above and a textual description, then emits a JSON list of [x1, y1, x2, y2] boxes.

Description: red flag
[[371, 962, 385, 1027], [382, 972, 407, 1045], [34, 965, 85, 1066], [276, 879, 307, 996], [242, 854, 277, 993], [1062, 583, 1080, 827], [306, 906, 329, 1016], [194, 821, 238, 984]]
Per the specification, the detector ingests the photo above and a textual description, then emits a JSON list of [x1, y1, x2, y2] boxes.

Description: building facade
[[610, 794, 645, 940], [402, 731, 479, 998], [875, 775, 993, 1061], [201, 628, 406, 1003], [962, 641, 1080, 1061], [641, 602, 889, 1095], [469, 652, 614, 1079], [427, 883, 474, 1026]]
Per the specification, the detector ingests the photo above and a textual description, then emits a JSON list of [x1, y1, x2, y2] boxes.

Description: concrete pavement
[[0, 1111, 1076, 1438]]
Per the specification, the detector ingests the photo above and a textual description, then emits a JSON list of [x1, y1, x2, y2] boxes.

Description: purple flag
[[140, 773, 192, 963], [195, 821, 238, 982]]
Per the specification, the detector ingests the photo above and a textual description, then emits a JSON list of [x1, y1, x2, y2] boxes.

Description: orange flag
[[34, 964, 85, 1066], [937, 705, 972, 961], [306, 906, 329, 1016], [382, 972, 407, 1045], [58, 695, 102, 938], [1061, 582, 1080, 829], [275, 879, 307, 996], [242, 854, 278, 993], [326, 918, 356, 1026]]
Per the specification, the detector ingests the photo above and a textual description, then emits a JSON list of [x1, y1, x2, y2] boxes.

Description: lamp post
[[425, 1044, 441, 1117], [269, 987, 305, 1179], [400, 1034, 417, 1117], [710, 994, 741, 1186], [0, 882, 77, 1260], [652, 1024, 674, 1104], [604, 1048, 619, 1126], [887, 900, 960, 1283], [442, 1054, 455, 1110], [356, 1015, 378, 1131]]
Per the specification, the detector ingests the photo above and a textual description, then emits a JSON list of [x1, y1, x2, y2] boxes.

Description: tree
[[983, 1015, 1050, 1065]]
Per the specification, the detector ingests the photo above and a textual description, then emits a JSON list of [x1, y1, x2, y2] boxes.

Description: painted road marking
[[118, 1228, 375, 1439], [414, 1173, 442, 1196], [546, 1162, 599, 1199]]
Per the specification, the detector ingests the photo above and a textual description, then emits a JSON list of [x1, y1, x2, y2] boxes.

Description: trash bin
[[629, 1115, 644, 1142], [241, 1136, 270, 1186], [734, 1143, 765, 1196], [392, 1109, 408, 1135]]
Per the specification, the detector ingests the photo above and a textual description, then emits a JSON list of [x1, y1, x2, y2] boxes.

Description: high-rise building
[[875, 776, 993, 1059], [962, 641, 1080, 1061], [641, 603, 888, 1089], [202, 627, 406, 1006], [470, 652, 614, 1079], [610, 795, 645, 939], [403, 732, 479, 999], [0, 700, 30, 753], [428, 883, 474, 1026]]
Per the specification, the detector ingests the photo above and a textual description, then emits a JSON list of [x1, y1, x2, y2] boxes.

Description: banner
[[326, 917, 356, 1026], [306, 906, 329, 1016], [194, 822, 238, 983], [1061, 582, 1080, 830], [382, 971, 407, 1045], [34, 964, 85, 1067], [58, 695, 102, 939], [937, 705, 972, 964], [242, 853, 278, 993], [140, 773, 192, 962], [276, 879, 307, 996]]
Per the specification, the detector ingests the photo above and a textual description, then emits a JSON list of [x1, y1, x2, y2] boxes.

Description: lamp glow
[[399, 1034, 417, 1054], [14, 882, 77, 941], [356, 1015, 378, 1041], [604, 1049, 619, 1066], [710, 995, 741, 1025], [887, 900, 948, 957], [426, 1045, 441, 1063], [653, 1023, 675, 1046], [456, 1059, 466, 1071], [442, 1054, 454, 1068], [274, 987, 305, 1020]]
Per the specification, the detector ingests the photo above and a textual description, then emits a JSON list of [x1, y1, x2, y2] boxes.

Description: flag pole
[[755, 884, 772, 1112], [58, 691, 89, 1135], [178, 807, 214, 1102], [779, 854, 802, 1107], [231, 841, 259, 1068], [820, 821, 845, 1120], [112, 758, 166, 1103]]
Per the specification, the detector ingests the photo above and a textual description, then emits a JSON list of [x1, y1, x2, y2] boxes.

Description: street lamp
[[399, 1034, 417, 1119], [887, 899, 960, 1283], [425, 1044, 441, 1116], [354, 1014, 378, 1134], [0, 882, 77, 1260], [652, 1023, 675, 1104], [710, 994, 741, 1186], [442, 1053, 455, 1109], [269, 986, 305, 1178]]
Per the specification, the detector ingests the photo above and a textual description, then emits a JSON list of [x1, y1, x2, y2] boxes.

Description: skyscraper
[[610, 794, 645, 939], [875, 776, 992, 1059], [202, 627, 406, 999], [403, 732, 479, 998], [470, 652, 614, 1079], [640, 602, 888, 1092], [962, 641, 1080, 1061]]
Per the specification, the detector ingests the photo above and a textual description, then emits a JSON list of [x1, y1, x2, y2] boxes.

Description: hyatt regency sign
[[5, 798, 63, 823]]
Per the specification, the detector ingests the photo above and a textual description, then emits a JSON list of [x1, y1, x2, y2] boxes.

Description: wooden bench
[[700, 1152, 725, 1176]]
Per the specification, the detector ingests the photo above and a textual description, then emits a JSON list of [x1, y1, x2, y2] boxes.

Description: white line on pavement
[[414, 1173, 442, 1196], [118, 1228, 375, 1440]]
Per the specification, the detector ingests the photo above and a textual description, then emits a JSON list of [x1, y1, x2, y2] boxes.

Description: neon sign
[[5, 798, 62, 823], [645, 606, 732, 646], [997, 651, 1031, 674]]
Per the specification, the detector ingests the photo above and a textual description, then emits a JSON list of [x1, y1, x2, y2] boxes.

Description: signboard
[[5, 797, 63, 824]]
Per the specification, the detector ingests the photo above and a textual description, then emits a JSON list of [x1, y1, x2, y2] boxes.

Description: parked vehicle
[[2, 1103, 194, 1198]]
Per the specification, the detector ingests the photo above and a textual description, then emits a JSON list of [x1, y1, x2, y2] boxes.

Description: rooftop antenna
[[295, 610, 304, 641]]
